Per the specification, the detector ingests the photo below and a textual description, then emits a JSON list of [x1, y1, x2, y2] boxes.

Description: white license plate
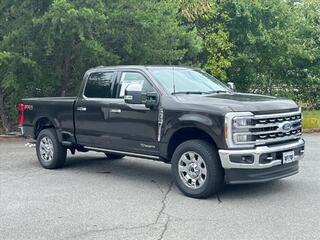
[[283, 150, 295, 164]]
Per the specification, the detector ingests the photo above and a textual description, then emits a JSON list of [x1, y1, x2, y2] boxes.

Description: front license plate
[[283, 150, 295, 164]]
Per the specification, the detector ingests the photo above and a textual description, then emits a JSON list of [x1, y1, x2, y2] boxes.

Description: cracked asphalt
[[1, 134, 319, 240]]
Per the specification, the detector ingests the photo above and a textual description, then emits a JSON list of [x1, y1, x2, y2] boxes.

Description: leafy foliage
[[0, 0, 319, 132], [105, 0, 199, 65], [0, 51, 39, 131]]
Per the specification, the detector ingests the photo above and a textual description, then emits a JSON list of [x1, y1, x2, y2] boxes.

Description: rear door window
[[84, 71, 115, 98]]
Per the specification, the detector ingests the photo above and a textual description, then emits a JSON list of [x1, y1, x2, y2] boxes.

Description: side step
[[61, 141, 73, 147], [25, 141, 74, 148]]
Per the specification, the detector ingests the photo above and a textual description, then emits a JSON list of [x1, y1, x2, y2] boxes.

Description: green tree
[[178, 0, 233, 80], [32, 0, 119, 96], [0, 0, 202, 132], [1, 0, 320, 133], [221, 0, 296, 94], [178, 0, 212, 21], [0, 0, 45, 132], [105, 0, 200, 65], [287, 0, 320, 108], [0, 52, 38, 132]]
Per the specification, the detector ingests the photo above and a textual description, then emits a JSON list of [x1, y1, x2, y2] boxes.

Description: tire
[[104, 153, 125, 160], [36, 128, 67, 169], [171, 140, 224, 199]]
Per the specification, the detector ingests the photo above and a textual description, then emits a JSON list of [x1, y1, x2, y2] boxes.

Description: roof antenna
[[172, 66, 176, 95]]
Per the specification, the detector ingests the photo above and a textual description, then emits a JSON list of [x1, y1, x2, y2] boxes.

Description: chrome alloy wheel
[[39, 136, 54, 162], [178, 151, 207, 189]]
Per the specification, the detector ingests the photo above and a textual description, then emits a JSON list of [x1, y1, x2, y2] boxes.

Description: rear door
[[75, 70, 117, 148]]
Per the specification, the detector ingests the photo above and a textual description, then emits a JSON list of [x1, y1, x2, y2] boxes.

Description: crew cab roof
[[87, 65, 194, 72]]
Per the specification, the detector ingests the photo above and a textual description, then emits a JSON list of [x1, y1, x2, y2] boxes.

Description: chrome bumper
[[219, 139, 305, 169], [19, 126, 24, 135]]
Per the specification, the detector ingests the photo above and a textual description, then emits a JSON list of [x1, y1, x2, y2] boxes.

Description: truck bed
[[22, 97, 77, 102], [21, 97, 77, 142]]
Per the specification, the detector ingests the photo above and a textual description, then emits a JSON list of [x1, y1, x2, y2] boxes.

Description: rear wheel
[[104, 153, 125, 160], [36, 128, 67, 169], [171, 140, 224, 198]]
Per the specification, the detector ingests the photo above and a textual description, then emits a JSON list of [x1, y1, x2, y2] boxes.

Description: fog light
[[259, 153, 276, 164], [230, 155, 254, 164]]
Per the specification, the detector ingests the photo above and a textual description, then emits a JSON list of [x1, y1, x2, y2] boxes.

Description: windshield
[[148, 67, 230, 94]]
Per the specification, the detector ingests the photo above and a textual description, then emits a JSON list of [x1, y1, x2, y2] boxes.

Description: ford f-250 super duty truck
[[19, 66, 305, 198]]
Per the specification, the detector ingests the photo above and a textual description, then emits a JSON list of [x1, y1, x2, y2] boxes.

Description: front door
[[106, 70, 160, 155]]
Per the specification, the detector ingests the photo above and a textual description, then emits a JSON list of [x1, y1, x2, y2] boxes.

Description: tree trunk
[[268, 77, 273, 95], [61, 52, 71, 97], [0, 89, 10, 133]]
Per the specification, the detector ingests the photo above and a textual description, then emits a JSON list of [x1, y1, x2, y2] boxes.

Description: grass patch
[[303, 110, 320, 130]]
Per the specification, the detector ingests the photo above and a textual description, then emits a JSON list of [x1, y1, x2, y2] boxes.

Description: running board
[[25, 141, 72, 148], [62, 141, 73, 147], [84, 146, 160, 160]]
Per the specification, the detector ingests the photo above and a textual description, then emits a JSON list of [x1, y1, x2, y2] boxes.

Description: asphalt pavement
[[1, 134, 319, 240]]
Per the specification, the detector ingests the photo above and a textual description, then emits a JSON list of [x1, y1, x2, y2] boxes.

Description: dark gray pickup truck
[[19, 65, 305, 198]]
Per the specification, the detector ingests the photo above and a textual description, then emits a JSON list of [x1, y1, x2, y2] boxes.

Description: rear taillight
[[19, 112, 25, 125], [18, 103, 24, 111], [18, 103, 25, 125], [18, 103, 32, 125]]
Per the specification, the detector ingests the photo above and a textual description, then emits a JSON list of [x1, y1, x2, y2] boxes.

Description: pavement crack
[[157, 215, 170, 240], [66, 181, 174, 240], [154, 181, 173, 240], [154, 180, 174, 224], [151, 179, 164, 194], [66, 223, 156, 239]]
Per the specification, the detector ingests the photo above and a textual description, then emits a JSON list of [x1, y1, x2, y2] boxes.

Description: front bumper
[[224, 161, 299, 184], [219, 139, 305, 184]]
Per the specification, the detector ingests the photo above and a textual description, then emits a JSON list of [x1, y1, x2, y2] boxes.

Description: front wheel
[[36, 128, 67, 169], [171, 140, 224, 199]]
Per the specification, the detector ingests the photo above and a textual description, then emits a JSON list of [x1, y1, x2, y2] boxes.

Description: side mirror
[[124, 83, 159, 109], [145, 92, 159, 109], [124, 83, 143, 104], [227, 82, 235, 91]]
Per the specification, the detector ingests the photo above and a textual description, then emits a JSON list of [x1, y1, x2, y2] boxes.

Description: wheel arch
[[33, 116, 58, 139], [164, 125, 219, 161]]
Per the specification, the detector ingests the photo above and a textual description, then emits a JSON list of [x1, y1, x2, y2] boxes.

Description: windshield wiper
[[205, 90, 231, 94], [173, 90, 232, 95], [172, 91, 207, 95]]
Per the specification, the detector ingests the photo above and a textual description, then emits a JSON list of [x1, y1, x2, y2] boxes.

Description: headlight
[[233, 117, 253, 127], [225, 112, 255, 148]]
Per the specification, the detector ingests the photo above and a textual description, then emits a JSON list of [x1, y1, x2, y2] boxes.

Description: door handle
[[110, 109, 121, 113], [77, 107, 87, 112]]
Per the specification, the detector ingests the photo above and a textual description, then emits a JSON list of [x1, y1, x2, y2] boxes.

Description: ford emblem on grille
[[281, 122, 292, 132]]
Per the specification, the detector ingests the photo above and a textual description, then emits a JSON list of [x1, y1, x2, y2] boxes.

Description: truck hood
[[175, 92, 299, 114]]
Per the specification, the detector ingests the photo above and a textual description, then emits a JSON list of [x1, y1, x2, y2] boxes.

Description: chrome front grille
[[250, 111, 302, 145], [225, 110, 303, 148]]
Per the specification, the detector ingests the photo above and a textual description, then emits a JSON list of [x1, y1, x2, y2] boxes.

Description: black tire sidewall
[[36, 128, 66, 169], [171, 140, 223, 198]]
